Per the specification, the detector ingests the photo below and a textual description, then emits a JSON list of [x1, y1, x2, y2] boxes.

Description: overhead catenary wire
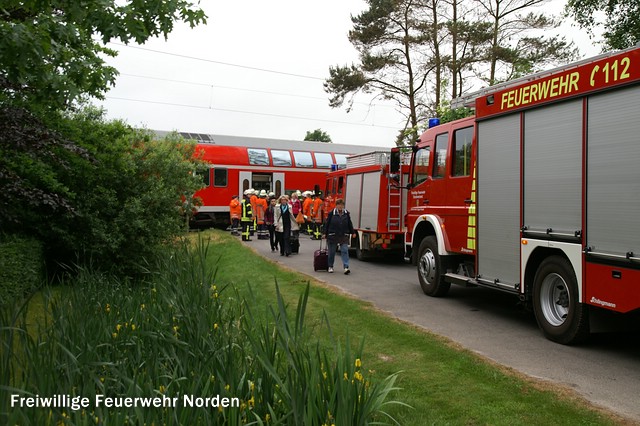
[[117, 72, 396, 109], [109, 42, 325, 81], [105, 96, 400, 129], [103, 42, 405, 134]]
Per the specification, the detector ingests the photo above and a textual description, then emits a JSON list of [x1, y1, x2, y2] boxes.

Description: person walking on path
[[275, 195, 299, 257], [323, 198, 355, 274], [265, 197, 278, 252]]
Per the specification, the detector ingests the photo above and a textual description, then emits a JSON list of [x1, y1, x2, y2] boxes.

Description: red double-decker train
[[170, 132, 387, 227]]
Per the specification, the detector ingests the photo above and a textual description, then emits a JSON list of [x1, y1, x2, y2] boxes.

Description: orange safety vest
[[312, 198, 323, 223], [302, 197, 313, 220], [229, 198, 241, 220], [255, 198, 268, 224], [250, 194, 258, 216]]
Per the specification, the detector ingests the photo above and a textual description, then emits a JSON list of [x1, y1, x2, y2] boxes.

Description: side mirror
[[390, 148, 400, 174]]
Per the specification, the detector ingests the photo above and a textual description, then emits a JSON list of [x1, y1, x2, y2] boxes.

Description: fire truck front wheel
[[532, 256, 589, 345], [417, 236, 450, 297]]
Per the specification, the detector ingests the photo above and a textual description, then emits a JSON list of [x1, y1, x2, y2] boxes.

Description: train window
[[433, 133, 448, 179], [197, 167, 211, 187], [452, 126, 473, 177], [334, 154, 348, 169], [293, 151, 313, 168], [271, 150, 292, 166], [213, 168, 227, 187], [248, 148, 269, 165], [314, 152, 333, 168]]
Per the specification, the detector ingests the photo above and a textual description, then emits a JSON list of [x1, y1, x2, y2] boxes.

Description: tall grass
[[0, 237, 404, 425]]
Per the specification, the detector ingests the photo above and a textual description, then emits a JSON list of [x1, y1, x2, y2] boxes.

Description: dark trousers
[[268, 224, 277, 250], [278, 222, 292, 255]]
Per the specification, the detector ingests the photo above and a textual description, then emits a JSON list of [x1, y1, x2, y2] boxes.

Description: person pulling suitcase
[[323, 198, 355, 274]]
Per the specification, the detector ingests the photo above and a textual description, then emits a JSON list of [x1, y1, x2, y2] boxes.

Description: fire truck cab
[[406, 47, 640, 344]]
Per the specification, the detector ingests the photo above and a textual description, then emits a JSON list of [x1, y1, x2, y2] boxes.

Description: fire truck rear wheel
[[532, 256, 589, 345], [417, 236, 450, 297]]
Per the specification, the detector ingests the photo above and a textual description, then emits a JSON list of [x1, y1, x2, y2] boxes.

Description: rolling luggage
[[313, 239, 328, 271], [290, 238, 300, 254]]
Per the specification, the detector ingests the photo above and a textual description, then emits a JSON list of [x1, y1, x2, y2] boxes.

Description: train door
[[273, 172, 284, 197], [252, 173, 272, 193], [239, 171, 251, 196]]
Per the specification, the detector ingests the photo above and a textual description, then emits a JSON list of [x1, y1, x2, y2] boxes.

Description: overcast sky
[[95, 0, 600, 148]]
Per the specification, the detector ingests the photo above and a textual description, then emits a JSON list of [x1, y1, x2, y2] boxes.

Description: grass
[[0, 229, 628, 425], [203, 229, 626, 425]]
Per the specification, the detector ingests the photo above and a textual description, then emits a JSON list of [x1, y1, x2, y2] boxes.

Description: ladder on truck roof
[[450, 46, 638, 109]]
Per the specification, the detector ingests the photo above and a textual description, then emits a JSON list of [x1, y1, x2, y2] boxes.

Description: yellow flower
[[105, 304, 111, 313], [225, 384, 230, 391], [265, 413, 271, 422], [112, 332, 118, 339], [343, 372, 348, 381], [131, 324, 136, 331], [140, 304, 145, 311], [159, 385, 166, 394], [249, 381, 255, 392], [322, 371, 327, 380], [355, 358, 362, 368], [210, 375, 215, 383], [248, 396, 255, 407], [354, 371, 364, 382], [213, 323, 219, 331], [100, 377, 105, 383], [116, 324, 122, 332]]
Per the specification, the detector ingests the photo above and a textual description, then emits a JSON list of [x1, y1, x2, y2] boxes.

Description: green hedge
[[0, 235, 43, 305]]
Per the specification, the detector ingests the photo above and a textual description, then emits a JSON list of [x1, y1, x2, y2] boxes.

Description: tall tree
[[441, 0, 493, 100], [304, 129, 332, 142], [0, 0, 207, 258], [565, 0, 640, 50], [0, 0, 206, 110], [476, 0, 579, 85], [324, 0, 433, 145]]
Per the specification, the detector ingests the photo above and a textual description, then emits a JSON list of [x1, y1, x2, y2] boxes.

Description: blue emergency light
[[428, 118, 440, 128]]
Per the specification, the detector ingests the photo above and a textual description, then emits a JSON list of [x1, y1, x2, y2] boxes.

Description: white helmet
[[243, 189, 251, 195], [259, 190, 267, 197]]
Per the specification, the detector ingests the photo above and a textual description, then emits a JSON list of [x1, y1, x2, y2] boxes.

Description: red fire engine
[[324, 151, 411, 260], [180, 133, 384, 227], [403, 46, 640, 344]]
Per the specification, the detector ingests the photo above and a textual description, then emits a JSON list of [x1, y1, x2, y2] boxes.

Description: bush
[[0, 235, 43, 306], [1, 238, 403, 425]]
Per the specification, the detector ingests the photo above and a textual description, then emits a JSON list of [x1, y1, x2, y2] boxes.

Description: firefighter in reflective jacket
[[241, 190, 253, 241], [229, 195, 241, 235], [302, 191, 313, 235], [249, 189, 258, 236], [255, 190, 269, 239], [311, 192, 324, 240]]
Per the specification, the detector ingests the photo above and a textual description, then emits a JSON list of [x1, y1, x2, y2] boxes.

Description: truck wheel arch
[[410, 215, 449, 265]]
